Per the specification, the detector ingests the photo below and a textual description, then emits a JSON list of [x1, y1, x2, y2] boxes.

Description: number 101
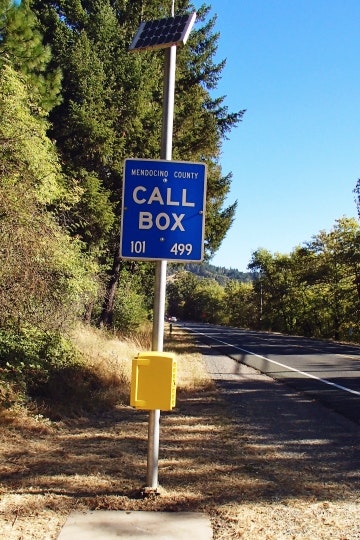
[[130, 241, 146, 254]]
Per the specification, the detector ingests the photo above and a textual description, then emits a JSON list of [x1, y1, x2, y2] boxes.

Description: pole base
[[139, 486, 161, 499]]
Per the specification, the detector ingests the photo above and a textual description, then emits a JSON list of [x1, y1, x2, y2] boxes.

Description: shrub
[[0, 326, 79, 408], [112, 286, 149, 333]]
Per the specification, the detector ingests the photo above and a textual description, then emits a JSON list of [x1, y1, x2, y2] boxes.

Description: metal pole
[[161, 46, 176, 160], [146, 42, 177, 491]]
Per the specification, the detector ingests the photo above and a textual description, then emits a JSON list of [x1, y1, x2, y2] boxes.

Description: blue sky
[[191, 0, 360, 271]]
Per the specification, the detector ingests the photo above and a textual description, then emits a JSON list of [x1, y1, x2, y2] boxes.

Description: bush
[[0, 327, 79, 408], [112, 286, 149, 333], [0, 325, 133, 418]]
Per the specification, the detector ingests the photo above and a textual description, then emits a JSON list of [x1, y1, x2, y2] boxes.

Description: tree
[[248, 218, 360, 341], [305, 218, 360, 340], [175, 4, 245, 258], [223, 280, 257, 328], [191, 278, 225, 323], [248, 249, 298, 333], [29, 0, 245, 327], [355, 179, 360, 218], [166, 270, 199, 319], [0, 0, 97, 334], [0, 0, 62, 112], [0, 64, 97, 331]]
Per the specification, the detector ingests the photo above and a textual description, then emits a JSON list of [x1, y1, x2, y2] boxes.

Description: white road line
[[336, 353, 360, 361], [186, 327, 360, 397]]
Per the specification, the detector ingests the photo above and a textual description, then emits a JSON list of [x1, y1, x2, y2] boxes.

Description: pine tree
[[29, 0, 245, 326], [355, 179, 360, 218], [0, 0, 62, 112]]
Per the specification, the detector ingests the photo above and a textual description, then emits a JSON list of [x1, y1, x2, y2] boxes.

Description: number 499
[[170, 243, 192, 256]]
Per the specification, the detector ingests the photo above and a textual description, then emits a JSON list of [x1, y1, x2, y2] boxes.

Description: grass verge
[[0, 324, 359, 539]]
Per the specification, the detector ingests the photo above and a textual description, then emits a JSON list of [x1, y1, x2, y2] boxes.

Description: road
[[180, 322, 360, 425]]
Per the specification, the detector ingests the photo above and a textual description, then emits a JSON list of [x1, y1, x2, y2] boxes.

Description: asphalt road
[[180, 322, 360, 425]]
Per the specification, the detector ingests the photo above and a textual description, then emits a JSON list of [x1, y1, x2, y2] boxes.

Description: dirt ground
[[0, 337, 359, 539]]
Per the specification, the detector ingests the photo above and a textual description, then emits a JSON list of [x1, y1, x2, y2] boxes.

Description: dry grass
[[0, 324, 359, 539]]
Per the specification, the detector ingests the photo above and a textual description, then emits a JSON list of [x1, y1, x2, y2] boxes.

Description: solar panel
[[129, 12, 196, 52]]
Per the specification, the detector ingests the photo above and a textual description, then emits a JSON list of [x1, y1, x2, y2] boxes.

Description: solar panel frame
[[129, 11, 196, 52]]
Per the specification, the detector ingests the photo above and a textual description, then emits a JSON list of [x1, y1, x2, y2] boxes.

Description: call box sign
[[120, 158, 207, 261]]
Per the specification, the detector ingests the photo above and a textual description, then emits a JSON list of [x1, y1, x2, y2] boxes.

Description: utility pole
[[126, 6, 198, 494]]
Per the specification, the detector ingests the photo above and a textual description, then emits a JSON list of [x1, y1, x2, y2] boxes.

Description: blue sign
[[120, 158, 207, 261]]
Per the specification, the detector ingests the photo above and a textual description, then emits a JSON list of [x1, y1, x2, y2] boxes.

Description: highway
[[181, 322, 360, 425]]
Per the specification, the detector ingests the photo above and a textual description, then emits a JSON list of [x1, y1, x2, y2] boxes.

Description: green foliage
[[168, 218, 360, 342], [192, 278, 226, 323], [103, 266, 152, 332], [182, 263, 254, 285], [223, 281, 257, 328], [29, 0, 245, 324], [174, 5, 245, 258], [354, 179, 360, 219], [202, 163, 238, 259], [249, 218, 360, 340], [167, 270, 226, 324], [112, 286, 149, 333], [2, 0, 359, 425], [58, 168, 115, 254], [0, 324, 119, 416], [0, 63, 63, 203], [0, 64, 99, 331], [304, 217, 360, 340], [0, 326, 79, 406], [167, 271, 199, 320], [0, 0, 62, 112], [0, 0, 250, 413]]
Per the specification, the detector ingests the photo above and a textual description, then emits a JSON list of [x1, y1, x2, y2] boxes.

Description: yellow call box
[[130, 351, 177, 411]]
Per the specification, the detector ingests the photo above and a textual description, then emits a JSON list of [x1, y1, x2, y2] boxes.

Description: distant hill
[[183, 263, 255, 285]]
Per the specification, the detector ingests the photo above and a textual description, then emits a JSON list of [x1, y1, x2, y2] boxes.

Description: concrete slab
[[57, 511, 213, 539]]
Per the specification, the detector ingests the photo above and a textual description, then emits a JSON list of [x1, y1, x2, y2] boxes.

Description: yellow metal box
[[130, 351, 177, 410]]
